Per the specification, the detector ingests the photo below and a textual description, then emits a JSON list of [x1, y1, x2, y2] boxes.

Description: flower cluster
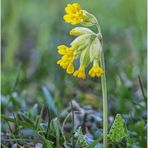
[[63, 3, 84, 25], [57, 45, 75, 74], [57, 3, 104, 79]]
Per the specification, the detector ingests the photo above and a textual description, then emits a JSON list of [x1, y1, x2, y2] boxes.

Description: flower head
[[57, 4, 104, 79], [63, 3, 97, 26], [57, 45, 75, 74], [89, 61, 104, 78], [73, 65, 86, 79], [64, 3, 84, 25], [57, 31, 104, 79]]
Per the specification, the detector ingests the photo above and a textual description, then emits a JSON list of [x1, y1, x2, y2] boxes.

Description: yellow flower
[[57, 45, 76, 55], [66, 63, 74, 74], [63, 3, 84, 25], [73, 65, 86, 79], [57, 45, 68, 55], [57, 45, 75, 74], [57, 7, 103, 79], [89, 61, 104, 78], [57, 56, 74, 74]]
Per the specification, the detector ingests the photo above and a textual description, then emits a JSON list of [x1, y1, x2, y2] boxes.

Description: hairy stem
[[96, 23, 108, 148], [100, 49, 108, 148]]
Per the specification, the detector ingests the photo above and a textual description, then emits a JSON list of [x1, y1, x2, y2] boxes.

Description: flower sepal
[[70, 27, 96, 36], [90, 37, 102, 62], [80, 10, 98, 27]]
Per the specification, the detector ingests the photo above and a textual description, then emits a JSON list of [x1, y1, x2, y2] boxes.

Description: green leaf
[[50, 118, 60, 147], [74, 127, 89, 148], [128, 120, 147, 148], [108, 114, 127, 142], [46, 118, 64, 147], [42, 86, 57, 115], [1, 144, 7, 148], [1, 114, 35, 130], [88, 135, 103, 148], [16, 112, 34, 125], [93, 144, 103, 148], [35, 105, 44, 130], [43, 139, 53, 148]]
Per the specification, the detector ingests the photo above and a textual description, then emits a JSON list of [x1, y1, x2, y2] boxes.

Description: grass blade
[[35, 104, 44, 130], [42, 86, 57, 115], [71, 101, 75, 148], [2, 115, 35, 130], [138, 75, 147, 107]]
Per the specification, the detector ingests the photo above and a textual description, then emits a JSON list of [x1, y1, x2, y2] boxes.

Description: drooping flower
[[63, 3, 97, 26], [57, 45, 75, 74], [89, 60, 104, 78], [63, 3, 84, 25], [73, 65, 86, 79], [57, 33, 91, 77], [57, 4, 104, 79]]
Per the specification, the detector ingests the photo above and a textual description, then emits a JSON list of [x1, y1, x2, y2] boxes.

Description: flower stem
[[100, 49, 108, 148], [96, 22, 108, 148]]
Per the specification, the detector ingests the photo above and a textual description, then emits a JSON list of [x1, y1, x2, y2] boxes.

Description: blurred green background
[[2, 0, 146, 110], [1, 0, 147, 147]]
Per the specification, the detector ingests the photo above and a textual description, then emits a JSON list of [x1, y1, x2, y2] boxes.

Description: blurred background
[[1, 0, 147, 147]]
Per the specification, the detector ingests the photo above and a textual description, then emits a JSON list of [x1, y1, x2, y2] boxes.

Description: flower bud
[[81, 10, 98, 27], [90, 37, 102, 62], [70, 34, 91, 47], [70, 27, 95, 36], [79, 45, 90, 66]]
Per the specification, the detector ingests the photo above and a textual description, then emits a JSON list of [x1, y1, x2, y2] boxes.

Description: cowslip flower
[[57, 45, 76, 74], [64, 3, 97, 26], [73, 65, 86, 79], [57, 27, 104, 79], [89, 60, 104, 78], [63, 3, 84, 25], [57, 3, 104, 79]]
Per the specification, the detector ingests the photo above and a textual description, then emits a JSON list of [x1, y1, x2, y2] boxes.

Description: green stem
[[100, 49, 108, 148], [138, 75, 147, 107], [71, 101, 75, 148], [96, 21, 108, 148]]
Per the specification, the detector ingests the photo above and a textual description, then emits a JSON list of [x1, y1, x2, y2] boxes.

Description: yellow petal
[[65, 4, 76, 14], [57, 45, 68, 55], [67, 64, 74, 74], [57, 59, 62, 64], [73, 70, 79, 77], [72, 3, 80, 10], [89, 70, 95, 77], [63, 15, 72, 23], [78, 71, 86, 79]]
